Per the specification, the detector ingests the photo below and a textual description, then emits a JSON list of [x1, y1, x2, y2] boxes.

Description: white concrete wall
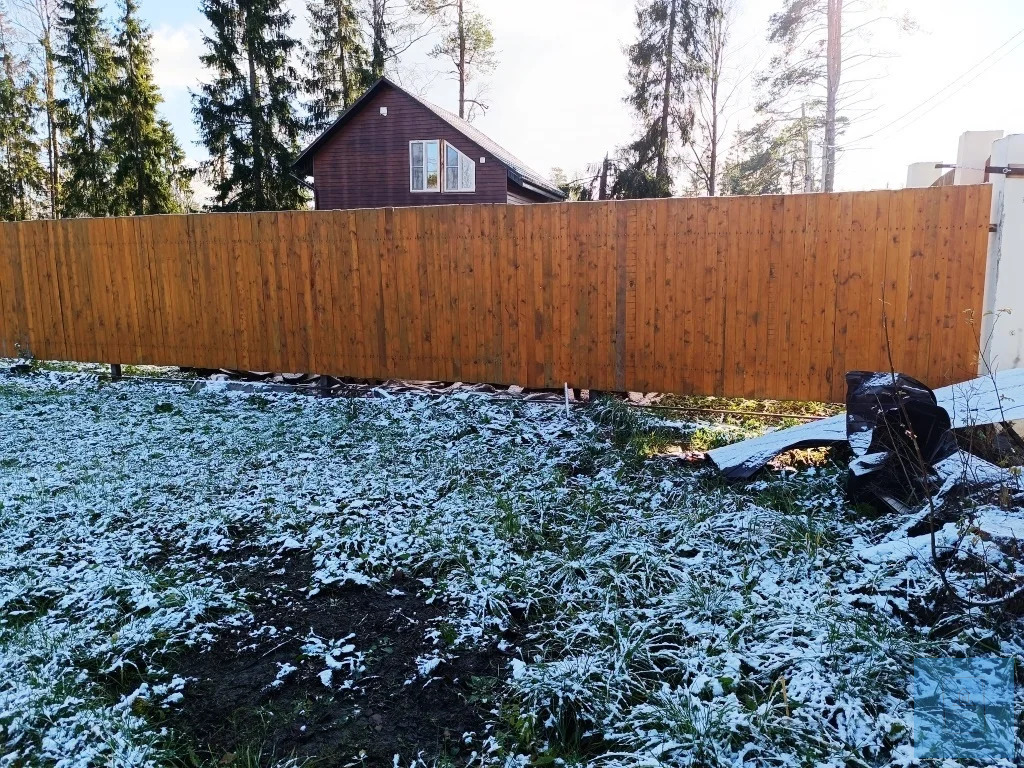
[[980, 133, 1024, 374], [906, 162, 944, 188], [954, 130, 1004, 185]]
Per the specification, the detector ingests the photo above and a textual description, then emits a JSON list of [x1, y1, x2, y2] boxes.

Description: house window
[[444, 142, 476, 192], [410, 140, 440, 192]]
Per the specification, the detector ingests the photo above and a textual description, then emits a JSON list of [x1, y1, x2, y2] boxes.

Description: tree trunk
[[371, 0, 386, 79], [83, 44, 99, 215], [125, 22, 144, 215], [44, 37, 59, 218], [457, 0, 465, 119], [243, 10, 266, 210], [708, 123, 717, 195], [708, 53, 719, 196], [2, 43, 26, 218], [338, 2, 350, 109], [657, 0, 678, 181], [802, 103, 813, 193], [29, 7, 60, 219], [823, 0, 842, 192]]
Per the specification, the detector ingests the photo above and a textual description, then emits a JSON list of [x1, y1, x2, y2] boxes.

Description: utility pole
[[598, 154, 610, 200]]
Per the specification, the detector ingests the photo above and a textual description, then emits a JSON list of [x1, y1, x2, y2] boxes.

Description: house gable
[[305, 83, 510, 210]]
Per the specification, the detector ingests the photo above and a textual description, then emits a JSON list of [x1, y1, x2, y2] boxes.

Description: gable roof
[[293, 77, 566, 201]]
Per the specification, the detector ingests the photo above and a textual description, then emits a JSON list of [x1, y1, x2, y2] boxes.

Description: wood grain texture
[[0, 186, 992, 402]]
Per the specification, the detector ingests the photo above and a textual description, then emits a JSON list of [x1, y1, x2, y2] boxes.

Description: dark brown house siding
[[312, 83, 509, 210]]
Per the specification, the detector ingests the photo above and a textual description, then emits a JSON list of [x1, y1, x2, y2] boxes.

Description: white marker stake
[[564, 383, 571, 418]]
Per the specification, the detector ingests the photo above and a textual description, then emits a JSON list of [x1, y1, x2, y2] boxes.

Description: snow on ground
[[0, 370, 1021, 767]]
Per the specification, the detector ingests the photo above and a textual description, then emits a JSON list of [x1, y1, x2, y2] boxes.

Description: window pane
[[461, 156, 474, 189], [446, 145, 459, 169], [410, 142, 424, 190], [446, 165, 459, 190], [425, 141, 439, 189]]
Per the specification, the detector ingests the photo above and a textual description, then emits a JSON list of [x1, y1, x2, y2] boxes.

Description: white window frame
[[443, 141, 476, 193], [409, 139, 440, 192]]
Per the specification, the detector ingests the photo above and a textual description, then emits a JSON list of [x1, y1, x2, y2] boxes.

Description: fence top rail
[[0, 184, 990, 226]]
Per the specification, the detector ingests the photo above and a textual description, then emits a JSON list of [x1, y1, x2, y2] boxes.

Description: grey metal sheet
[[707, 368, 1024, 479]]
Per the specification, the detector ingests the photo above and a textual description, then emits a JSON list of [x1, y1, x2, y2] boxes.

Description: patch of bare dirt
[[168, 555, 504, 767]]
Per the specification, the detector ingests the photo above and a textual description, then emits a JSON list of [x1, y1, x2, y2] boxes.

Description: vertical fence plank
[[0, 223, 29, 358], [569, 203, 589, 387], [14, 223, 45, 360], [954, 187, 984, 378], [928, 187, 961, 384], [968, 186, 993, 374], [803, 195, 825, 399], [650, 198, 668, 391]]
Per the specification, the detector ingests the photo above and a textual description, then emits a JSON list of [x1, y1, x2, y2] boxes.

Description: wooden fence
[[0, 185, 992, 402]]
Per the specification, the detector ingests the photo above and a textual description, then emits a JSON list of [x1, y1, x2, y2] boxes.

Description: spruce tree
[[622, 0, 707, 194], [0, 15, 47, 220], [366, 0, 390, 80], [108, 0, 189, 215], [55, 0, 117, 217], [303, 0, 368, 133], [193, 0, 307, 211]]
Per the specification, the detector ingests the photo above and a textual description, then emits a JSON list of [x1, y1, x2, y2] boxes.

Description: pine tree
[[303, 0, 369, 134], [758, 0, 913, 191], [759, 0, 835, 190], [419, 0, 497, 120], [0, 14, 47, 220], [107, 0, 189, 215], [719, 119, 803, 196], [55, 0, 117, 217], [622, 0, 706, 192], [193, 0, 307, 211]]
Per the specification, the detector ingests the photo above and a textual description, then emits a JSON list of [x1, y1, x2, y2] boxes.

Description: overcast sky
[[137, 0, 1024, 193]]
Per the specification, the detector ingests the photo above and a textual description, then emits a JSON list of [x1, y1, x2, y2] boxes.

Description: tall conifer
[[193, 0, 306, 211], [0, 14, 47, 219], [108, 0, 190, 215], [620, 0, 706, 195], [303, 0, 368, 133], [55, 0, 117, 216]]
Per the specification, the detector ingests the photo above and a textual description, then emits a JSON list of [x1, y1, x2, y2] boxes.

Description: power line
[[842, 28, 1024, 148]]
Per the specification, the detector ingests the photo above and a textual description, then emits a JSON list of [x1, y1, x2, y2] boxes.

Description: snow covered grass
[[0, 371, 1021, 766]]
